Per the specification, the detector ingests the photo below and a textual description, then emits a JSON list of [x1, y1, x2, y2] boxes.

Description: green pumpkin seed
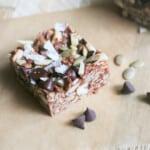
[[114, 54, 124, 66], [123, 68, 136, 80], [129, 60, 144, 69], [73, 56, 85, 66]]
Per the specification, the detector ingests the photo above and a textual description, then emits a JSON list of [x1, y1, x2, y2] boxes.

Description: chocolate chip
[[84, 108, 96, 122], [66, 69, 77, 80], [147, 92, 150, 98], [79, 38, 87, 45], [121, 81, 135, 94], [30, 68, 48, 80], [87, 51, 94, 58], [72, 115, 85, 129], [20, 67, 32, 76], [39, 79, 54, 91]]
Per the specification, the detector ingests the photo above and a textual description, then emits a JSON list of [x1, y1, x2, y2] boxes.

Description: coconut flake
[[40, 77, 49, 81], [43, 41, 60, 61], [54, 23, 67, 32], [77, 84, 88, 96], [55, 64, 68, 74]]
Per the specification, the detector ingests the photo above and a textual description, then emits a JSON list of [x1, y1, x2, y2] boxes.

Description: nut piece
[[122, 68, 135, 80], [129, 60, 144, 69], [114, 54, 124, 66]]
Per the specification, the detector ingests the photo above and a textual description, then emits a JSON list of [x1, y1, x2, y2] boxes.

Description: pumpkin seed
[[123, 68, 136, 80], [86, 53, 108, 63], [73, 56, 85, 66], [61, 50, 71, 57], [114, 54, 124, 66], [129, 60, 144, 69], [78, 62, 85, 75], [83, 47, 88, 57]]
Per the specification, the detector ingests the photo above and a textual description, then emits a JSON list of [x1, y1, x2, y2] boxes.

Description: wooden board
[[0, 4, 150, 150]]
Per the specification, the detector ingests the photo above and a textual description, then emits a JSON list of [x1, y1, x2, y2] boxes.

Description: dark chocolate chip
[[79, 38, 87, 45], [30, 68, 48, 80], [87, 51, 94, 58], [39, 79, 54, 91], [20, 67, 32, 76], [66, 69, 77, 80], [147, 92, 150, 98], [72, 115, 85, 129], [121, 81, 135, 94], [84, 108, 96, 122]]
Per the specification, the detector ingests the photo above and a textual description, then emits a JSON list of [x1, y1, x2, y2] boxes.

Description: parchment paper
[[0, 4, 150, 150]]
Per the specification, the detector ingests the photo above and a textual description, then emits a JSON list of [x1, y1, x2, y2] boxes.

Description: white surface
[[0, 0, 111, 18]]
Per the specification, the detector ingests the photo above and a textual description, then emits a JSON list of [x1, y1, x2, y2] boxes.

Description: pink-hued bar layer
[[9, 23, 109, 116]]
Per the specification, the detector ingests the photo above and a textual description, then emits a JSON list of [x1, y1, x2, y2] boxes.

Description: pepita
[[123, 68, 136, 80], [73, 56, 85, 66], [129, 60, 144, 69], [114, 54, 124, 66], [78, 62, 85, 75]]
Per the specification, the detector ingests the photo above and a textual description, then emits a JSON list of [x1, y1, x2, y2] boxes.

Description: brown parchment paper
[[0, 4, 150, 150]]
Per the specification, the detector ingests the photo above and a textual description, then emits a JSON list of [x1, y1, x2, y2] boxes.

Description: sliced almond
[[12, 50, 24, 62], [83, 47, 88, 57], [16, 59, 26, 65], [73, 56, 85, 66], [129, 60, 144, 69], [78, 62, 85, 75], [17, 40, 33, 45], [34, 59, 52, 65]]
